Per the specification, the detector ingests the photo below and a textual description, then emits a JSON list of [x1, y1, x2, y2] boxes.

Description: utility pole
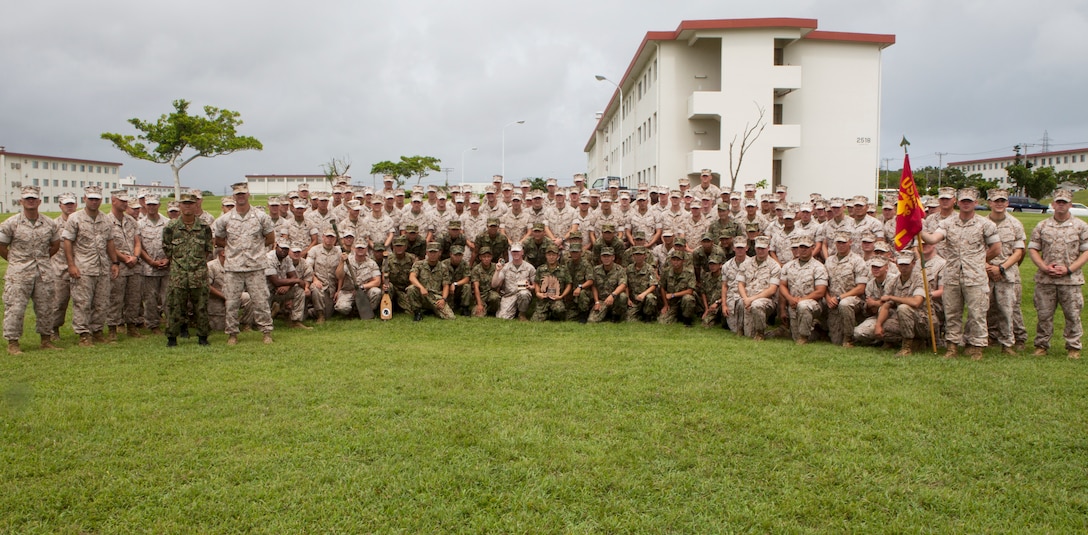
[[441, 167, 454, 187], [881, 157, 893, 188], [935, 152, 948, 188]]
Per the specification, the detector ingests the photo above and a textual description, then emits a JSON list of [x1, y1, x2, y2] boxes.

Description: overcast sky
[[4, 0, 1086, 193]]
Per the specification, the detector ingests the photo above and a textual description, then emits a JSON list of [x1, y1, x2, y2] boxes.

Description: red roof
[[948, 147, 1088, 167], [0, 149, 123, 167], [585, 18, 895, 151]]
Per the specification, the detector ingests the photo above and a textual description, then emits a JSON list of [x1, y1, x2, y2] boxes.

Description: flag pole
[[900, 137, 938, 353]]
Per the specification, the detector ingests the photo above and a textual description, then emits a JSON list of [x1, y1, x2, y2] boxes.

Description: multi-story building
[[244, 174, 330, 195], [585, 18, 894, 200], [0, 147, 124, 212], [117, 176, 183, 200], [948, 147, 1088, 188]]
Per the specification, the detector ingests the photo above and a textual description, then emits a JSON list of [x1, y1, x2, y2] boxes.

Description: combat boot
[[198, 336, 210, 346], [126, 324, 143, 338], [894, 339, 913, 357], [167, 337, 178, 347], [943, 345, 958, 359], [315, 312, 326, 325], [107, 326, 118, 343], [1001, 345, 1017, 356], [842, 335, 855, 349], [40, 334, 62, 351], [226, 334, 238, 346], [262, 333, 273, 344], [1069, 350, 1081, 360], [7, 340, 22, 355], [80, 333, 95, 347], [1032, 347, 1047, 357], [289, 321, 313, 330], [966, 346, 984, 360], [92, 331, 107, 344]]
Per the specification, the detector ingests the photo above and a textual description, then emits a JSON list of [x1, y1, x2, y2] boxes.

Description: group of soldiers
[[2, 168, 1086, 358]]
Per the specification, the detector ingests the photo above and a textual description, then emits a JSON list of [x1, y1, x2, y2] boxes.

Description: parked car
[[1007, 196, 1049, 213], [1050, 202, 1088, 218]]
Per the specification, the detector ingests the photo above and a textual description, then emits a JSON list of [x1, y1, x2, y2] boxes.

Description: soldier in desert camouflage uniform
[[1028, 189, 1088, 359], [63, 185, 119, 347], [0, 186, 62, 354]]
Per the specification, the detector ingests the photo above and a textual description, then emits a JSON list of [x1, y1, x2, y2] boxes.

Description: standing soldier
[[63, 185, 119, 347], [722, 240, 748, 335], [0, 186, 62, 354], [983, 189, 1026, 355], [106, 190, 143, 341], [919, 187, 1000, 359], [50, 192, 78, 340], [137, 194, 169, 334], [1028, 189, 1088, 359], [162, 193, 213, 347], [565, 244, 594, 322], [213, 182, 276, 345]]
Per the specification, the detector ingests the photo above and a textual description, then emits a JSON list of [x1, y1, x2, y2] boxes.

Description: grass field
[[2, 211, 1088, 532]]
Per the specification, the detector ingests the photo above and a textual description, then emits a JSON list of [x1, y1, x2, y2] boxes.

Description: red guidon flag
[[894, 153, 924, 250]]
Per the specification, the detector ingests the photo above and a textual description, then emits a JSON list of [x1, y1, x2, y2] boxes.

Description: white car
[[1050, 202, 1088, 217]]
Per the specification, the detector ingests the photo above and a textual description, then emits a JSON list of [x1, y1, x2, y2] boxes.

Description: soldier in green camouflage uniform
[[521, 223, 551, 268], [381, 236, 418, 315], [443, 245, 472, 314], [588, 247, 628, 323], [470, 247, 501, 316], [592, 224, 627, 266], [531, 245, 571, 321], [624, 245, 660, 322], [698, 253, 725, 327], [474, 218, 510, 264], [407, 242, 455, 320], [162, 193, 213, 346], [437, 220, 468, 261], [659, 249, 697, 325], [565, 244, 594, 322]]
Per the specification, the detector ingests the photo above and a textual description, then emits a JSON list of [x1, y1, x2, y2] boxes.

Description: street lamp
[[502, 120, 525, 181], [595, 74, 623, 184], [461, 147, 477, 186]]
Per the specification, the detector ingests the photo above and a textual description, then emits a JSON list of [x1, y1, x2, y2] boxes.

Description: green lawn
[[2, 212, 1088, 532]]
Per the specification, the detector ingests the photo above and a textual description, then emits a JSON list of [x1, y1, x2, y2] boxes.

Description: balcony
[[688, 91, 724, 120], [770, 65, 802, 93], [687, 150, 720, 174], [768, 124, 801, 149]]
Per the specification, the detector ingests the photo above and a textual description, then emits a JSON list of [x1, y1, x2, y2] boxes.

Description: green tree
[[1057, 169, 1088, 190], [101, 99, 263, 199], [369, 155, 442, 189], [400, 155, 442, 186], [1006, 164, 1059, 200], [521, 177, 548, 191]]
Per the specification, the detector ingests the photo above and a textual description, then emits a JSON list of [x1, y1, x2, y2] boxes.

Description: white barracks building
[[585, 18, 894, 200]]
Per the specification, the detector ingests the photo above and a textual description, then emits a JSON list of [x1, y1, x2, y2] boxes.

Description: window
[[53, 180, 58, 187], [1064, 156, 1069, 163], [63, 180, 68, 187], [80, 165, 86, 172], [32, 161, 39, 169], [62, 163, 67, 171], [33, 179, 39, 186], [96, 166, 102, 173], [52, 162, 58, 170], [113, 167, 117, 174]]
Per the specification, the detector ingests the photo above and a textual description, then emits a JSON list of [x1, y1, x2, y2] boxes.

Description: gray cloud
[[3, 0, 1085, 193]]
